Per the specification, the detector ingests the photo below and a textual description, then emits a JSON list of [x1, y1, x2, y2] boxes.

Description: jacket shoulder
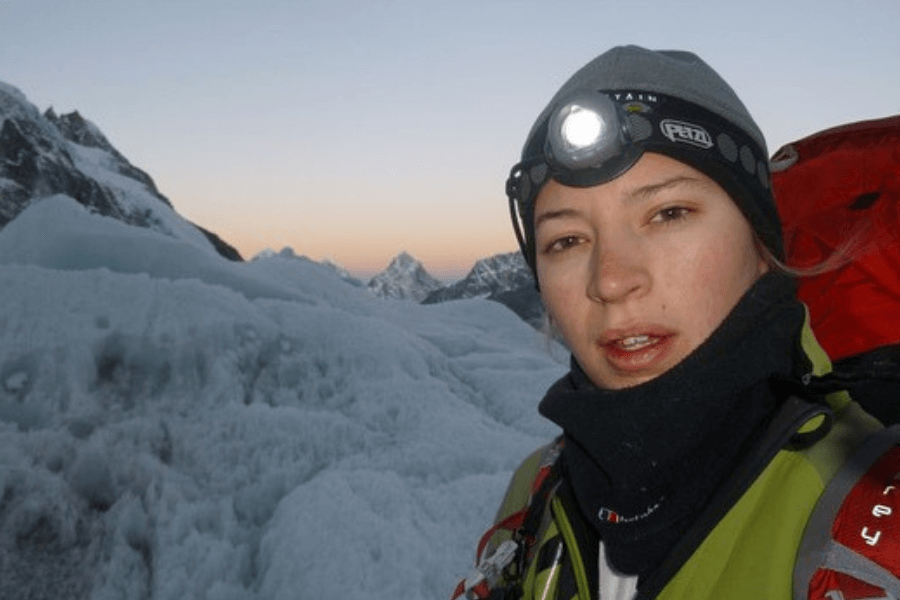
[[656, 401, 882, 600], [795, 423, 900, 600], [493, 439, 561, 525]]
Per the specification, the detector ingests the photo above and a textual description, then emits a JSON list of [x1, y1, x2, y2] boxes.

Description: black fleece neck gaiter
[[538, 272, 808, 577]]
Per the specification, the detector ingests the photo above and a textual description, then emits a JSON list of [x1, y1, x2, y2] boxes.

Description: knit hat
[[507, 45, 782, 272]]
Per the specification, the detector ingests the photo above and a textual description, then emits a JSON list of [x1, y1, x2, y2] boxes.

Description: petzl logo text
[[660, 120, 713, 148]]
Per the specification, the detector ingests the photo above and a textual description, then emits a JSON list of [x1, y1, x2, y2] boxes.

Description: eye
[[543, 235, 583, 254], [650, 205, 692, 224]]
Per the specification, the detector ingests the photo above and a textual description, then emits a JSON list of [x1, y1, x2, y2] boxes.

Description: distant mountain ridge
[[364, 249, 544, 327], [423, 252, 533, 303], [254, 247, 364, 287], [0, 81, 240, 261], [367, 251, 443, 301], [424, 251, 542, 327]]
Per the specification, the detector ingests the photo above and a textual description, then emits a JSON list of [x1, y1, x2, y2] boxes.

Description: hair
[[758, 216, 880, 279]]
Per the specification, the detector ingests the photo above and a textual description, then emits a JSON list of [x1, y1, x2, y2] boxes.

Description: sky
[[2, 0, 899, 279]]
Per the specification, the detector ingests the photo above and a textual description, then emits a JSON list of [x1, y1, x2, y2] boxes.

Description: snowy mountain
[[0, 196, 566, 600], [319, 257, 364, 287], [0, 81, 240, 261], [367, 251, 443, 301], [254, 246, 364, 287], [424, 251, 544, 327], [425, 252, 532, 302]]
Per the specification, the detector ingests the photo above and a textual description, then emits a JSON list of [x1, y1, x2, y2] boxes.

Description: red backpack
[[772, 115, 900, 425], [772, 116, 900, 600]]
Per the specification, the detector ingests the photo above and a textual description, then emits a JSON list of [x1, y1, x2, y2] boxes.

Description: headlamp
[[547, 93, 625, 170], [507, 89, 771, 271]]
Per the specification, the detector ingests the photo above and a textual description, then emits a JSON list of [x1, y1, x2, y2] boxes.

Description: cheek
[[539, 276, 578, 328], [537, 266, 586, 339], [674, 229, 763, 328]]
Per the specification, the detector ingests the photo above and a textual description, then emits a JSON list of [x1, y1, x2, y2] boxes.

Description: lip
[[598, 325, 677, 375]]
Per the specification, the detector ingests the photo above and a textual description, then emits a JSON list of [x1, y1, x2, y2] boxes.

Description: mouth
[[599, 328, 677, 374], [617, 335, 656, 351]]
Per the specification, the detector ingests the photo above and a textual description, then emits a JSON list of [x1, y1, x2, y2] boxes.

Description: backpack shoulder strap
[[794, 425, 900, 599], [451, 438, 563, 600]]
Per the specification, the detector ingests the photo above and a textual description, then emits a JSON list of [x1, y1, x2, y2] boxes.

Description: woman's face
[[534, 152, 768, 390]]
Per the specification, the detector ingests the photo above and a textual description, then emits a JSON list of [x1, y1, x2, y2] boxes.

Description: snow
[[0, 82, 48, 131], [0, 196, 565, 599], [65, 143, 218, 252]]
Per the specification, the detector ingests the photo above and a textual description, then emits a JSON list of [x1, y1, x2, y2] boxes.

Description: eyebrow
[[534, 175, 705, 229], [534, 207, 584, 229], [624, 175, 704, 203]]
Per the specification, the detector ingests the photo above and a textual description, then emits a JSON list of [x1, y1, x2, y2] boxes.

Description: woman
[[453, 46, 893, 600]]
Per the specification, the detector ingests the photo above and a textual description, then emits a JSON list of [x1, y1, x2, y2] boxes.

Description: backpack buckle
[[461, 539, 520, 599]]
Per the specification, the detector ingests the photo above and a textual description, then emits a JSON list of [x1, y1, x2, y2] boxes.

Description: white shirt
[[598, 541, 639, 600]]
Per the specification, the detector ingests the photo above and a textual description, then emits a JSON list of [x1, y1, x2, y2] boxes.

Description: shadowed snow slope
[[0, 81, 241, 261], [0, 196, 565, 600]]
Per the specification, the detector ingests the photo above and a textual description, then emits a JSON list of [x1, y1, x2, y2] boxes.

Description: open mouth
[[599, 329, 677, 376], [617, 335, 656, 351]]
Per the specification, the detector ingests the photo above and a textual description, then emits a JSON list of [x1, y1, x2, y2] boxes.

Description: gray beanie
[[508, 45, 782, 270]]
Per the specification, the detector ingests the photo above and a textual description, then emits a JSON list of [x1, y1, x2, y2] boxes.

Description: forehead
[[533, 153, 721, 216]]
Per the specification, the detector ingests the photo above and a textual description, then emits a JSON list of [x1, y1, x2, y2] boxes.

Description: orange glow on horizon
[[218, 225, 518, 281]]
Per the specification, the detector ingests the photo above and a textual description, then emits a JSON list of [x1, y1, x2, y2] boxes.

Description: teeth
[[620, 335, 652, 350]]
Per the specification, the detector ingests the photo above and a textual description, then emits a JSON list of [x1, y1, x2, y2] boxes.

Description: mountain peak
[[45, 109, 115, 154], [367, 252, 442, 301], [0, 78, 241, 261], [421, 251, 542, 326], [386, 251, 418, 269], [424, 251, 532, 303]]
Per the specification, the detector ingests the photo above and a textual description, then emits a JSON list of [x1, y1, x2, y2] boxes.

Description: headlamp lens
[[546, 92, 625, 171], [560, 106, 604, 150]]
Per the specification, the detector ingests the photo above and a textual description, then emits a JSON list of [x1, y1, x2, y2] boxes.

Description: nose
[[587, 238, 651, 304]]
